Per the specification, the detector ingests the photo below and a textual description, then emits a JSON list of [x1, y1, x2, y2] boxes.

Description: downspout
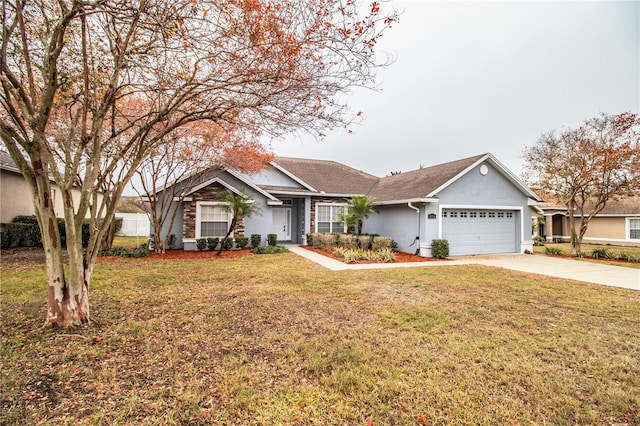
[[408, 202, 420, 255]]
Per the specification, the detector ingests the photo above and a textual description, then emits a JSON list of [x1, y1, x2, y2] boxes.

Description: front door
[[273, 208, 291, 241]]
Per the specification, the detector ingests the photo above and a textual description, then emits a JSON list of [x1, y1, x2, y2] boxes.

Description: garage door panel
[[442, 209, 516, 256]]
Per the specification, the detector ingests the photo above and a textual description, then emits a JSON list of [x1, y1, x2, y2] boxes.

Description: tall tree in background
[[0, 0, 397, 326], [523, 112, 640, 255]]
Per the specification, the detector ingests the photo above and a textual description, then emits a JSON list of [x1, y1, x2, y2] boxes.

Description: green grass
[[112, 235, 148, 250], [1, 252, 639, 425], [533, 242, 640, 269]]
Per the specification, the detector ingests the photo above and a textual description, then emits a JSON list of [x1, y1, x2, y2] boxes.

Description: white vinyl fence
[[116, 212, 150, 237]]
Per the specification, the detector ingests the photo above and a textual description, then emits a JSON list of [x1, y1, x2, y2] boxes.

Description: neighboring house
[[155, 153, 543, 256], [537, 196, 640, 247], [0, 150, 99, 223]]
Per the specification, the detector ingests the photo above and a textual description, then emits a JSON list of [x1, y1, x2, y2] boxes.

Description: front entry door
[[273, 208, 291, 241]]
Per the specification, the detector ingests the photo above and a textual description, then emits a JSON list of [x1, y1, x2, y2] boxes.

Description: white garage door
[[442, 209, 516, 256]]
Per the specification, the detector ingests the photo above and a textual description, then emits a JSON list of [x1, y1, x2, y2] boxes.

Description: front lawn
[[1, 251, 639, 425]]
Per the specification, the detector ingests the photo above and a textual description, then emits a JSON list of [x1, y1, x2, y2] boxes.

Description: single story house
[[0, 150, 98, 223], [536, 196, 640, 247], [155, 153, 543, 257]]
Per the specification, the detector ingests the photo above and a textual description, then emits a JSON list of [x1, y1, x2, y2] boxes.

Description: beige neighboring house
[[0, 150, 97, 223], [537, 196, 640, 247]]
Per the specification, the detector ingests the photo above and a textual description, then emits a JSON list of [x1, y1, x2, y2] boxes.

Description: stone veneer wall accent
[[183, 183, 245, 239], [309, 196, 349, 232]]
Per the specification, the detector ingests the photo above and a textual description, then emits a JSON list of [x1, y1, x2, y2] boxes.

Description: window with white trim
[[196, 203, 230, 238], [316, 204, 346, 233], [630, 219, 640, 240]]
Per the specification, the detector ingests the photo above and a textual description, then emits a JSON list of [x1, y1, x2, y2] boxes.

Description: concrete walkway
[[286, 246, 640, 291]]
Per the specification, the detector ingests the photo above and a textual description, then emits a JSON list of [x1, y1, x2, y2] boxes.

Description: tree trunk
[[37, 197, 90, 327], [216, 218, 237, 256]]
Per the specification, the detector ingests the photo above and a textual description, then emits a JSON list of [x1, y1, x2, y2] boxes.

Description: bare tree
[[136, 123, 272, 253], [1, 0, 397, 326], [523, 112, 640, 254]]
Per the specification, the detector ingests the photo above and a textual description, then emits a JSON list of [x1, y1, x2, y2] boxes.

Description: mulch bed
[[98, 248, 256, 261], [301, 246, 440, 263]]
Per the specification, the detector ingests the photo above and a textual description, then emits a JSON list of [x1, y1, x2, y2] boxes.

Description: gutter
[[408, 202, 421, 255]]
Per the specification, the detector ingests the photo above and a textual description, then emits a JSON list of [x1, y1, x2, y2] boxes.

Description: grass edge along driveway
[[2, 252, 639, 425]]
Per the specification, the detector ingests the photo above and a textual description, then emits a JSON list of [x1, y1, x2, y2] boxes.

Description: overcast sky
[[269, 0, 639, 178]]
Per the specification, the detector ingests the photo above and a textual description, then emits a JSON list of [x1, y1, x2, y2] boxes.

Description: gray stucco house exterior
[[154, 153, 543, 257]]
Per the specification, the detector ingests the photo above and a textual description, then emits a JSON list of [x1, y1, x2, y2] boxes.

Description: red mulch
[[98, 248, 256, 261], [301, 246, 439, 263]]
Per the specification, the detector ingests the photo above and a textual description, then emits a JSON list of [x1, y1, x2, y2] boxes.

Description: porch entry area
[[270, 198, 305, 243], [272, 208, 291, 241]]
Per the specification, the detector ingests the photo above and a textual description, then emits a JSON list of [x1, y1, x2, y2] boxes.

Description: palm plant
[[217, 190, 263, 256], [342, 195, 377, 235]]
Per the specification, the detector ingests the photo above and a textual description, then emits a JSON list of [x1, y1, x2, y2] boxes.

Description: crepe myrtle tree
[[0, 0, 397, 326], [523, 112, 640, 255], [136, 121, 273, 254]]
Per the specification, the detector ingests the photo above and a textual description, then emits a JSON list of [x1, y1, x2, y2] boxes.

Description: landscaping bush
[[372, 236, 393, 250], [167, 234, 177, 249], [617, 251, 640, 262], [196, 238, 207, 251], [545, 246, 563, 255], [252, 245, 288, 254], [315, 233, 338, 249], [9, 215, 91, 248], [101, 244, 150, 258], [338, 233, 357, 249], [222, 237, 234, 250], [357, 235, 371, 249], [533, 236, 546, 246], [306, 233, 315, 246], [235, 236, 249, 249], [431, 239, 449, 259], [591, 247, 613, 259], [267, 233, 278, 246], [378, 248, 396, 262], [206, 237, 219, 251], [130, 244, 151, 258], [250, 234, 262, 248], [0, 222, 33, 248]]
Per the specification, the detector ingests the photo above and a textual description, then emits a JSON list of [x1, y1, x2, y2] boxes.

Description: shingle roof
[[272, 157, 379, 195], [0, 150, 18, 170], [368, 154, 487, 202], [597, 197, 640, 215]]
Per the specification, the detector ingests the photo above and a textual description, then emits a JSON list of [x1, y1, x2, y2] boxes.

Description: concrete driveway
[[287, 246, 639, 291], [469, 254, 639, 291]]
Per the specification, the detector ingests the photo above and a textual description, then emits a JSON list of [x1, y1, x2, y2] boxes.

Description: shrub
[[357, 235, 371, 249], [252, 245, 288, 254], [222, 237, 234, 250], [196, 238, 207, 251], [130, 244, 150, 258], [617, 251, 640, 262], [235, 235, 249, 249], [206, 237, 219, 251], [101, 246, 130, 257], [533, 236, 546, 246], [267, 233, 278, 246], [431, 239, 449, 259], [250, 234, 262, 248], [372, 236, 392, 250], [545, 247, 563, 255], [9, 215, 91, 248], [1, 223, 32, 248], [591, 247, 613, 259], [338, 233, 356, 249], [167, 234, 177, 249], [306, 233, 316, 246], [378, 247, 396, 262], [316, 233, 338, 249]]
